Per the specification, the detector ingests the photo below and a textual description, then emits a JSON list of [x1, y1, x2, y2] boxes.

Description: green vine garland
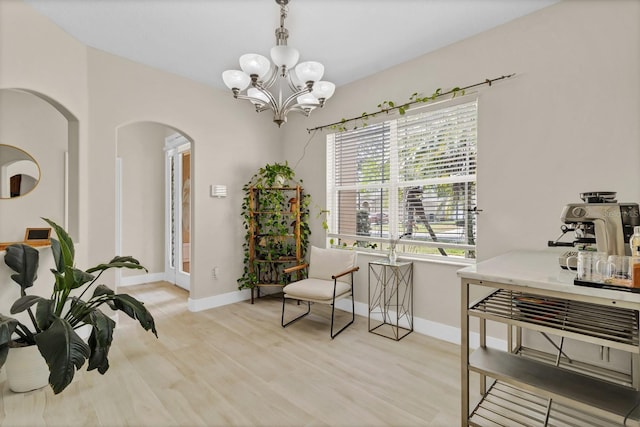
[[307, 74, 515, 133]]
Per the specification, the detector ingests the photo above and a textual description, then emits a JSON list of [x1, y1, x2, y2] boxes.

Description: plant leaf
[[68, 267, 95, 290], [4, 244, 39, 290], [84, 309, 116, 374], [34, 317, 90, 394], [10, 295, 47, 314], [50, 238, 64, 273], [42, 218, 75, 269], [0, 314, 19, 347], [0, 344, 9, 368], [91, 285, 117, 310], [35, 298, 56, 331], [92, 284, 115, 298], [85, 260, 147, 275], [51, 269, 66, 292], [110, 255, 141, 264], [111, 294, 157, 337]]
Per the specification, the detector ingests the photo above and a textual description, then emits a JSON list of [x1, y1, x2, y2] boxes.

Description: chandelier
[[222, 0, 335, 127]]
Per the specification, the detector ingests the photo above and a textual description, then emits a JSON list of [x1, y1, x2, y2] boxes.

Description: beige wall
[[0, 0, 89, 263], [85, 48, 282, 299], [117, 122, 168, 276], [282, 0, 640, 333]]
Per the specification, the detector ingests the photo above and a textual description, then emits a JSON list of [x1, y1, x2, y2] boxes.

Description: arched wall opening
[[0, 88, 80, 243], [115, 121, 194, 296]]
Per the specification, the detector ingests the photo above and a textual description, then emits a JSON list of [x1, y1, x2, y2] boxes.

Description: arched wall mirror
[[0, 144, 41, 198]]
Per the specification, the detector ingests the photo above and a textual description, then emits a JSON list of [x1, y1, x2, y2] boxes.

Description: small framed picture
[[24, 227, 52, 245]]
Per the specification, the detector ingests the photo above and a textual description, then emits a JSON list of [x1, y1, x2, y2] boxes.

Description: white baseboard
[[188, 291, 507, 350], [188, 288, 252, 312], [334, 299, 481, 346], [118, 272, 166, 287]]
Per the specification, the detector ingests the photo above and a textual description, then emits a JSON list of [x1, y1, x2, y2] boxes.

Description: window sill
[[356, 250, 475, 267]]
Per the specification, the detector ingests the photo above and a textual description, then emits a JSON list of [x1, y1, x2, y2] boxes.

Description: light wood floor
[[0, 281, 466, 427]]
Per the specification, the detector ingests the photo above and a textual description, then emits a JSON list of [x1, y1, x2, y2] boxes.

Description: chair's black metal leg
[[282, 296, 311, 328], [330, 275, 356, 339]]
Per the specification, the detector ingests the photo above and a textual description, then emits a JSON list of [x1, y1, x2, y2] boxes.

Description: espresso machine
[[549, 192, 640, 268]]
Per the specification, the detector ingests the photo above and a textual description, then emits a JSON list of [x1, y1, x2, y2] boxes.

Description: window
[[326, 98, 477, 261]]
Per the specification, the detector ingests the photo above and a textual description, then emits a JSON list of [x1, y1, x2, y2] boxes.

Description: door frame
[[164, 133, 191, 290]]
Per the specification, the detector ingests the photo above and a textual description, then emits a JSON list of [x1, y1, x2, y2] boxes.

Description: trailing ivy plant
[[331, 86, 466, 132], [238, 162, 311, 290], [306, 74, 515, 133]]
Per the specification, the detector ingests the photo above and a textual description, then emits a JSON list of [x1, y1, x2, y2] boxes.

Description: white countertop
[[457, 250, 640, 304]]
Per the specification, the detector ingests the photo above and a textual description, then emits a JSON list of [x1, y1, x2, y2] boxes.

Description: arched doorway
[[115, 122, 193, 294]]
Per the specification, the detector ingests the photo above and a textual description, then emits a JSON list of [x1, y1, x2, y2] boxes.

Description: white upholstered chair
[[281, 246, 359, 338]]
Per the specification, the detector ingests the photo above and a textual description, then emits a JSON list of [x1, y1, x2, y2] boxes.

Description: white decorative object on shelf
[[388, 246, 397, 264], [388, 233, 409, 263]]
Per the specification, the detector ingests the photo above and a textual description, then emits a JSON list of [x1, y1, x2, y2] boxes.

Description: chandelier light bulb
[[312, 81, 336, 100], [239, 54, 271, 79], [296, 93, 320, 110], [295, 61, 324, 84], [247, 88, 270, 105], [222, 70, 251, 91], [270, 45, 300, 71]]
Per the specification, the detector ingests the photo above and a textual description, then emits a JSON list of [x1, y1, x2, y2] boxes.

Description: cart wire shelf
[[469, 289, 639, 351], [469, 380, 629, 427]]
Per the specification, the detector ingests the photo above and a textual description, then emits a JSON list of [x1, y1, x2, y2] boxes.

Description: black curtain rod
[[307, 73, 515, 133]]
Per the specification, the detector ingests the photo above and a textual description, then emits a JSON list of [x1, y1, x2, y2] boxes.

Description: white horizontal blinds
[[327, 98, 477, 259], [361, 187, 389, 238], [396, 100, 478, 249], [333, 188, 390, 239], [397, 101, 477, 181], [397, 182, 477, 246], [334, 123, 390, 185], [332, 123, 391, 238]]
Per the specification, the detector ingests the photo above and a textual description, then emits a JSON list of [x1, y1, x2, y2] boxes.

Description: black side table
[[368, 259, 413, 340]]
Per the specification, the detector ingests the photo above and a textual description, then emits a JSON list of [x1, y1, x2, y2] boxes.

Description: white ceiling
[[24, 0, 559, 90]]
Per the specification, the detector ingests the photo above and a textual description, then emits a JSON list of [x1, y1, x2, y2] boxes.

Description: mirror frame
[[0, 143, 42, 199]]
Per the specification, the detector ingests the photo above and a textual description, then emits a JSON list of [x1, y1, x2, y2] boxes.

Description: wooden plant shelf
[[246, 185, 304, 303]]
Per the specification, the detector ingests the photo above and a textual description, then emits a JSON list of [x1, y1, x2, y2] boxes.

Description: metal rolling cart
[[459, 250, 640, 427], [368, 259, 413, 341]]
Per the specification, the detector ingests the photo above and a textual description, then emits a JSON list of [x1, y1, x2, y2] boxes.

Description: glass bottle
[[631, 226, 640, 257], [631, 226, 640, 287]]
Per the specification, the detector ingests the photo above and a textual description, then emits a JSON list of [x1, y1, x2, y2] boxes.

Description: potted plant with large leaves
[[0, 218, 157, 394]]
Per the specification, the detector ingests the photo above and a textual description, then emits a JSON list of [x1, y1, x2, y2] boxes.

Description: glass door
[[165, 134, 190, 290]]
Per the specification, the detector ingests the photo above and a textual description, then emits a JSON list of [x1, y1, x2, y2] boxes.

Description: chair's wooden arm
[[332, 266, 360, 280], [284, 263, 309, 274]]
